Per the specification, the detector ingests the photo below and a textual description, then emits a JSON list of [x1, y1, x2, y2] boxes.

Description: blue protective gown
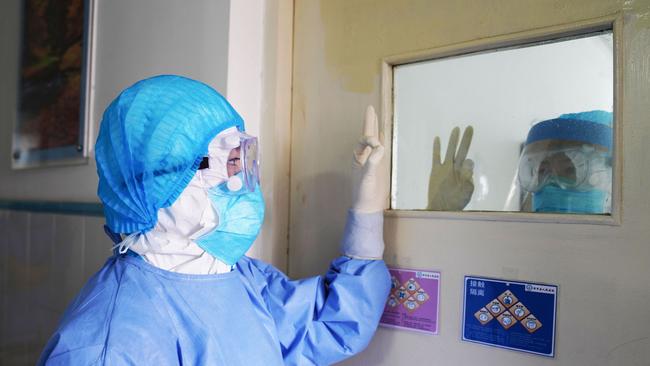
[[38, 253, 390, 365], [40, 76, 390, 365]]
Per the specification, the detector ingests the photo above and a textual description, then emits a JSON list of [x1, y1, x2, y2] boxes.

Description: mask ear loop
[[112, 232, 141, 255], [104, 225, 141, 255]]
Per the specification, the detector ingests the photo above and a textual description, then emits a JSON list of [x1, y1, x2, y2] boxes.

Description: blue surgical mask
[[532, 184, 610, 214], [196, 174, 265, 265]]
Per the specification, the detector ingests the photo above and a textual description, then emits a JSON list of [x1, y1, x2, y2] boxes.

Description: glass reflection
[[392, 31, 613, 214]]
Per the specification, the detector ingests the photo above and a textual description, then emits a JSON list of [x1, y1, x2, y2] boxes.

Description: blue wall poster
[[462, 276, 558, 357]]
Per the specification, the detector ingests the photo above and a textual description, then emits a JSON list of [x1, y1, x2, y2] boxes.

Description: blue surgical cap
[[525, 110, 613, 150], [95, 75, 244, 234]]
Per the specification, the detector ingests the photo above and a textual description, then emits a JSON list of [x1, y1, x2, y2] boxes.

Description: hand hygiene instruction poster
[[380, 268, 440, 335], [462, 276, 558, 357]]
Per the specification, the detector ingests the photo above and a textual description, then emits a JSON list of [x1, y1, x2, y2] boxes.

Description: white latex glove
[[351, 106, 387, 213], [427, 126, 475, 211], [342, 105, 386, 260]]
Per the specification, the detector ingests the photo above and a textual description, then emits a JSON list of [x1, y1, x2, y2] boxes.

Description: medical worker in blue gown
[[38, 75, 391, 365]]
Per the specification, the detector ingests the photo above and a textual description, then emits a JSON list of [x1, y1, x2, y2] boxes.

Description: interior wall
[[0, 0, 291, 269], [228, 0, 293, 271], [0, 0, 232, 362], [0, 210, 110, 365], [0, 0, 231, 202], [1, 0, 292, 363], [290, 1, 650, 365], [1, 1, 293, 362]]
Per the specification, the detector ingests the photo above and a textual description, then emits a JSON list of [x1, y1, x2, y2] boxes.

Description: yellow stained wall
[[319, 0, 625, 93], [291, 1, 650, 365]]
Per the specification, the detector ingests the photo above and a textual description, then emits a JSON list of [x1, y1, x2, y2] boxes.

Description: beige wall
[[290, 1, 650, 365]]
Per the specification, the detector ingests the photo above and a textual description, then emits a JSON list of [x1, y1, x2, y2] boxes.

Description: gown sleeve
[[239, 211, 391, 366]]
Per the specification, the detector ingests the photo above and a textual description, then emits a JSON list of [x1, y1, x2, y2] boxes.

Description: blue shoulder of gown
[[38, 253, 390, 366]]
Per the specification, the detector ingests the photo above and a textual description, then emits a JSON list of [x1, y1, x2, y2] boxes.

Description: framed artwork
[[12, 0, 94, 169]]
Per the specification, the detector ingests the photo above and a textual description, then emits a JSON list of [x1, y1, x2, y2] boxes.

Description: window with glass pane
[[391, 31, 613, 215]]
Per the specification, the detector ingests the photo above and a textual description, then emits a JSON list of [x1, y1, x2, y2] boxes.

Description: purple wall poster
[[380, 267, 440, 335]]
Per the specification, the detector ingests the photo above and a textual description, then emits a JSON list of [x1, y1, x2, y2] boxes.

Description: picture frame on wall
[[11, 0, 94, 169]]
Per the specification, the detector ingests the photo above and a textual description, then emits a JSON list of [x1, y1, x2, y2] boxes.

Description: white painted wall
[[228, 0, 293, 269], [291, 1, 650, 365]]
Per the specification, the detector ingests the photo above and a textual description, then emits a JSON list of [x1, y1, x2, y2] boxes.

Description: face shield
[[505, 111, 613, 214], [198, 128, 260, 193]]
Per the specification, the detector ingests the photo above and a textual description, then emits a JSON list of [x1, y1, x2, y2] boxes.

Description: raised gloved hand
[[351, 106, 387, 213], [342, 106, 387, 260], [427, 126, 475, 211]]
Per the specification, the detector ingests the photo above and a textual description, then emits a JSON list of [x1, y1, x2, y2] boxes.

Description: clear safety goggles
[[237, 132, 260, 191], [517, 145, 610, 193], [199, 131, 260, 192]]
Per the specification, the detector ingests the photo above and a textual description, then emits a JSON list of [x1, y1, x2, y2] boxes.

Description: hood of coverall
[[95, 75, 245, 234]]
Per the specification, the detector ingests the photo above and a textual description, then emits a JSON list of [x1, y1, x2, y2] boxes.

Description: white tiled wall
[[0, 210, 111, 365]]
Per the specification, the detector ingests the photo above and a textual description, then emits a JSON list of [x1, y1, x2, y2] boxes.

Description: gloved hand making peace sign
[[427, 126, 475, 211], [343, 105, 388, 260], [351, 105, 388, 213]]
